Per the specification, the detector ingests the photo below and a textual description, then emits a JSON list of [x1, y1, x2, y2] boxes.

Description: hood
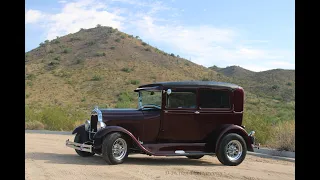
[[99, 108, 144, 122]]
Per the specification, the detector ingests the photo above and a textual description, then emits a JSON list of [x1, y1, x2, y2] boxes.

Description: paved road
[[25, 132, 295, 180]]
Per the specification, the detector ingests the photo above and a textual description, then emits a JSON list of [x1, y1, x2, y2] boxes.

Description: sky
[[25, 0, 295, 72]]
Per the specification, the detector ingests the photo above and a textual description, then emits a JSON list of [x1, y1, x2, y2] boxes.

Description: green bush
[[54, 56, 61, 61], [115, 38, 121, 42], [95, 52, 106, 57], [91, 75, 102, 81], [110, 46, 116, 50], [130, 80, 140, 85], [63, 48, 72, 53], [141, 42, 147, 46], [120, 35, 125, 39], [121, 67, 132, 73]]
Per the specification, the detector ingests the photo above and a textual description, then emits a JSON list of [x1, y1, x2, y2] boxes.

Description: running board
[[153, 151, 215, 156]]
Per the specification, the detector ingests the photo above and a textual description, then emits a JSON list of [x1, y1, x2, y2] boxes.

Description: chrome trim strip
[[65, 139, 93, 153]]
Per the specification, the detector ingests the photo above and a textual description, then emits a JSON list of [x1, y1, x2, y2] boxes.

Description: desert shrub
[[49, 49, 54, 53], [96, 24, 101, 28], [141, 42, 147, 46], [201, 77, 210, 81], [25, 105, 88, 131], [70, 37, 81, 41], [170, 53, 175, 57], [115, 38, 121, 42], [145, 48, 150, 51], [25, 121, 45, 130], [63, 48, 72, 53], [130, 80, 140, 85], [115, 92, 137, 108], [91, 75, 102, 81], [53, 40, 60, 44], [95, 52, 106, 57], [54, 56, 61, 61], [136, 36, 140, 39], [121, 67, 132, 73], [120, 35, 125, 39], [26, 74, 36, 81], [272, 85, 279, 90], [128, 35, 133, 38], [110, 46, 116, 50], [242, 112, 273, 145], [268, 120, 295, 151]]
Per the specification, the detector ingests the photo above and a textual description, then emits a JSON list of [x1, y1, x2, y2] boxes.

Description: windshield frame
[[137, 89, 163, 109]]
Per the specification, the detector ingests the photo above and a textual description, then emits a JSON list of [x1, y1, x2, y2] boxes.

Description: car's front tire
[[102, 132, 129, 165], [186, 155, 204, 159], [74, 133, 95, 157], [216, 133, 247, 166]]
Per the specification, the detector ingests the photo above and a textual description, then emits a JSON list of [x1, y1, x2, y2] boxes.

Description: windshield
[[139, 90, 162, 109]]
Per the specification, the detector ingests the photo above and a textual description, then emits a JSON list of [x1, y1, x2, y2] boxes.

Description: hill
[[25, 26, 295, 149]]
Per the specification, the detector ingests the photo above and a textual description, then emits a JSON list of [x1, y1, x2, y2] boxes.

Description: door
[[159, 88, 202, 142], [194, 88, 234, 140]]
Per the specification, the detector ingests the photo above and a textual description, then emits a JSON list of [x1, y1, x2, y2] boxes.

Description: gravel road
[[25, 132, 294, 180]]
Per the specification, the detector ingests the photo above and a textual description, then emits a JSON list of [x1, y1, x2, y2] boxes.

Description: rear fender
[[93, 126, 155, 155], [215, 124, 254, 152]]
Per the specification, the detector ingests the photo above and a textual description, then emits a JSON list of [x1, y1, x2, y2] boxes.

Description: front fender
[[72, 124, 85, 134], [93, 126, 155, 155], [215, 124, 254, 152]]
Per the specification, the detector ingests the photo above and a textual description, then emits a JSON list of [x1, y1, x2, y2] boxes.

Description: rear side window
[[199, 89, 231, 109], [167, 89, 196, 109]]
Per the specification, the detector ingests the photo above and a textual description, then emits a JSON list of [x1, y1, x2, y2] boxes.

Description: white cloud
[[25, 9, 46, 24], [27, 0, 125, 40], [58, 0, 67, 3]]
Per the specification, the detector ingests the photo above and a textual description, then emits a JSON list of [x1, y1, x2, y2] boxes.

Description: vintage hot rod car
[[66, 81, 256, 166]]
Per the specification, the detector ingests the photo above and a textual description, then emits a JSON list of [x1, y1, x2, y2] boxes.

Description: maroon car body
[[66, 81, 256, 166]]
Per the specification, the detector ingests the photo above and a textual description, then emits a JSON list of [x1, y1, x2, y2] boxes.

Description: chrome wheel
[[226, 140, 243, 161], [112, 138, 127, 161]]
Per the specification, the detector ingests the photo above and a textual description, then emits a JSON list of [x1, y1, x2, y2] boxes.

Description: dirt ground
[[25, 132, 294, 180]]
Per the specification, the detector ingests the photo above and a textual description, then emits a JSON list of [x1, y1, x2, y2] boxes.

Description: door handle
[[194, 111, 200, 114]]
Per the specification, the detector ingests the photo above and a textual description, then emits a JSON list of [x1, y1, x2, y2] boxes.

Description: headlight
[[85, 120, 90, 131], [97, 121, 106, 131]]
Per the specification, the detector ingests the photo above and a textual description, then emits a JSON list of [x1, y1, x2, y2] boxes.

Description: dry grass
[[25, 121, 45, 130], [268, 120, 295, 152]]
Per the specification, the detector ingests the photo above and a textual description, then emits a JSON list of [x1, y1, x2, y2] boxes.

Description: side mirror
[[167, 89, 172, 95]]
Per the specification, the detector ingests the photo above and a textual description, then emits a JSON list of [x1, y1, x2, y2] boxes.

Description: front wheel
[[74, 133, 95, 157], [102, 132, 129, 165], [216, 133, 247, 166]]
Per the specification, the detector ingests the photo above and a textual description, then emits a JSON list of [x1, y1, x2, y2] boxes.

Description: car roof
[[138, 81, 241, 89]]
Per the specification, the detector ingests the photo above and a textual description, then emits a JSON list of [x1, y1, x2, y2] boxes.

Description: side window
[[167, 89, 196, 109], [199, 89, 231, 109]]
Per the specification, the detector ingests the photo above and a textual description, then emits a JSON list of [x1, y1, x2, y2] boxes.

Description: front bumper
[[66, 139, 93, 153]]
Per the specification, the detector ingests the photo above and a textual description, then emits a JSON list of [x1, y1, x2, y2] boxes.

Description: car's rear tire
[[186, 155, 204, 159], [74, 133, 95, 157], [216, 133, 247, 166], [102, 132, 129, 165]]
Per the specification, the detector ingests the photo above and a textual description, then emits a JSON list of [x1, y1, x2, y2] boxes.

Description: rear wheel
[[186, 155, 204, 159], [74, 133, 95, 157], [216, 133, 247, 166], [102, 132, 129, 165]]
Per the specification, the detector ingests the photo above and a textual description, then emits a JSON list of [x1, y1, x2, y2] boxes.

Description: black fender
[[93, 126, 155, 155], [72, 124, 85, 134], [71, 124, 89, 142], [215, 124, 254, 152]]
